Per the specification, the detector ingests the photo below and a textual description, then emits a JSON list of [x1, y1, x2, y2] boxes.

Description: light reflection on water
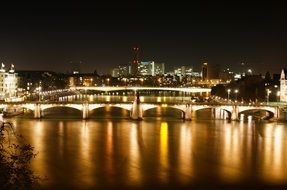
[[10, 118, 287, 189]]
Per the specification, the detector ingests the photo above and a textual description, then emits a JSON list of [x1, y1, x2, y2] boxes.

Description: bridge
[[69, 86, 211, 93], [0, 100, 281, 121]]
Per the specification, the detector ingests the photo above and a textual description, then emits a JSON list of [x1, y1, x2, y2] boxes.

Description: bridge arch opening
[[239, 109, 274, 120], [42, 106, 82, 119], [193, 107, 215, 120], [143, 106, 184, 119], [89, 106, 130, 119], [2, 107, 34, 118]]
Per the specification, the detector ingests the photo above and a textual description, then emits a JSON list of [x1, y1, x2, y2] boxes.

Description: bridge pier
[[231, 105, 239, 121], [240, 114, 244, 121], [82, 103, 89, 119], [34, 103, 41, 119], [213, 107, 223, 119], [185, 104, 192, 120], [275, 106, 286, 121], [130, 93, 143, 120]]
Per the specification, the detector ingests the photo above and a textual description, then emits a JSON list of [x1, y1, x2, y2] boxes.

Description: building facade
[[280, 69, 287, 102], [202, 62, 208, 81], [138, 61, 165, 76], [0, 64, 18, 100]]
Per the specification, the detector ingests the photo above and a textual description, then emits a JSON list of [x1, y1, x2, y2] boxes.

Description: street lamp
[[234, 89, 238, 102], [227, 89, 231, 102], [277, 91, 280, 102], [266, 89, 271, 104], [139, 78, 144, 86], [38, 86, 42, 102]]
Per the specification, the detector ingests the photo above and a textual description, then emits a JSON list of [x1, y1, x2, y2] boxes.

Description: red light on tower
[[131, 46, 140, 76]]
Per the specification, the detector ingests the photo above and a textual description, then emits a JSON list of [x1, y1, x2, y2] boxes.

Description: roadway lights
[[234, 89, 238, 102]]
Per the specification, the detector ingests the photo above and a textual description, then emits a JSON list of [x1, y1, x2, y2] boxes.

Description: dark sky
[[0, 0, 286, 74]]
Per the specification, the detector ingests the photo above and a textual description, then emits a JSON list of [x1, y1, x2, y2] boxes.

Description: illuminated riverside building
[[280, 69, 287, 102], [0, 63, 18, 100]]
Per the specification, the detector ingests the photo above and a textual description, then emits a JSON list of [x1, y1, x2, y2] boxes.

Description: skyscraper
[[202, 62, 208, 81], [131, 46, 139, 76]]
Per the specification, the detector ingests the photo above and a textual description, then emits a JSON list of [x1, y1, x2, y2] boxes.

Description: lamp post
[[38, 86, 42, 102], [266, 89, 271, 104], [277, 91, 280, 104], [234, 89, 238, 102], [106, 78, 110, 86], [227, 89, 231, 102], [84, 88, 87, 102], [139, 78, 144, 86]]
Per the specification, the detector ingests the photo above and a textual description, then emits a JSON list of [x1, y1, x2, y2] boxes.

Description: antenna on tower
[[131, 46, 140, 76]]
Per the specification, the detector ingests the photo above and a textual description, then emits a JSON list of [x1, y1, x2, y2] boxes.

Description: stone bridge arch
[[238, 106, 277, 120], [142, 104, 186, 118], [88, 103, 132, 112], [41, 104, 83, 112]]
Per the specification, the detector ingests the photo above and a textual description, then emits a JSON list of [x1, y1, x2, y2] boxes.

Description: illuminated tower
[[202, 62, 208, 81], [131, 46, 139, 76], [280, 69, 287, 102]]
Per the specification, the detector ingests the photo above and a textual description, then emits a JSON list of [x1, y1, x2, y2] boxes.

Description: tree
[[0, 121, 39, 189]]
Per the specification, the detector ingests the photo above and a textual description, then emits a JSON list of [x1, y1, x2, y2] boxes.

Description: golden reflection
[[157, 97, 161, 102], [178, 124, 193, 184], [221, 123, 242, 182], [104, 121, 114, 184], [159, 122, 169, 182], [107, 122, 113, 157], [89, 95, 93, 102], [80, 121, 90, 160], [127, 123, 142, 186], [105, 105, 111, 112], [31, 122, 45, 178], [59, 121, 64, 157], [122, 96, 127, 102], [79, 121, 94, 186], [105, 96, 111, 102], [262, 124, 287, 183]]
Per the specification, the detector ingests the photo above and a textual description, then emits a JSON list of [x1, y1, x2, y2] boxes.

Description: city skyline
[[0, 1, 286, 74]]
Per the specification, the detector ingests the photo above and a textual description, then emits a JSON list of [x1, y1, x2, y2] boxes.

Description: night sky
[[0, 1, 286, 74]]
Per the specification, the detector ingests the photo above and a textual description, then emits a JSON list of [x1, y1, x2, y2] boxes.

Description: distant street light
[[227, 89, 231, 102], [234, 89, 238, 102], [37, 81, 42, 102]]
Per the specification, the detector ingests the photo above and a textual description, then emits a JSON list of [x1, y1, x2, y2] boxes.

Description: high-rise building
[[118, 65, 131, 76], [138, 61, 153, 76], [202, 62, 208, 81], [111, 68, 119, 77], [0, 63, 18, 100], [154, 63, 165, 76], [138, 61, 165, 76], [174, 66, 192, 76]]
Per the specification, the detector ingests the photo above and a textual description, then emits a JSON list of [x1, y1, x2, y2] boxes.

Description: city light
[[234, 89, 239, 102], [227, 89, 231, 102]]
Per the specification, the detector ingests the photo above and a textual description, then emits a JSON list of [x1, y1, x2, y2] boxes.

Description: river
[[6, 109, 287, 189]]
